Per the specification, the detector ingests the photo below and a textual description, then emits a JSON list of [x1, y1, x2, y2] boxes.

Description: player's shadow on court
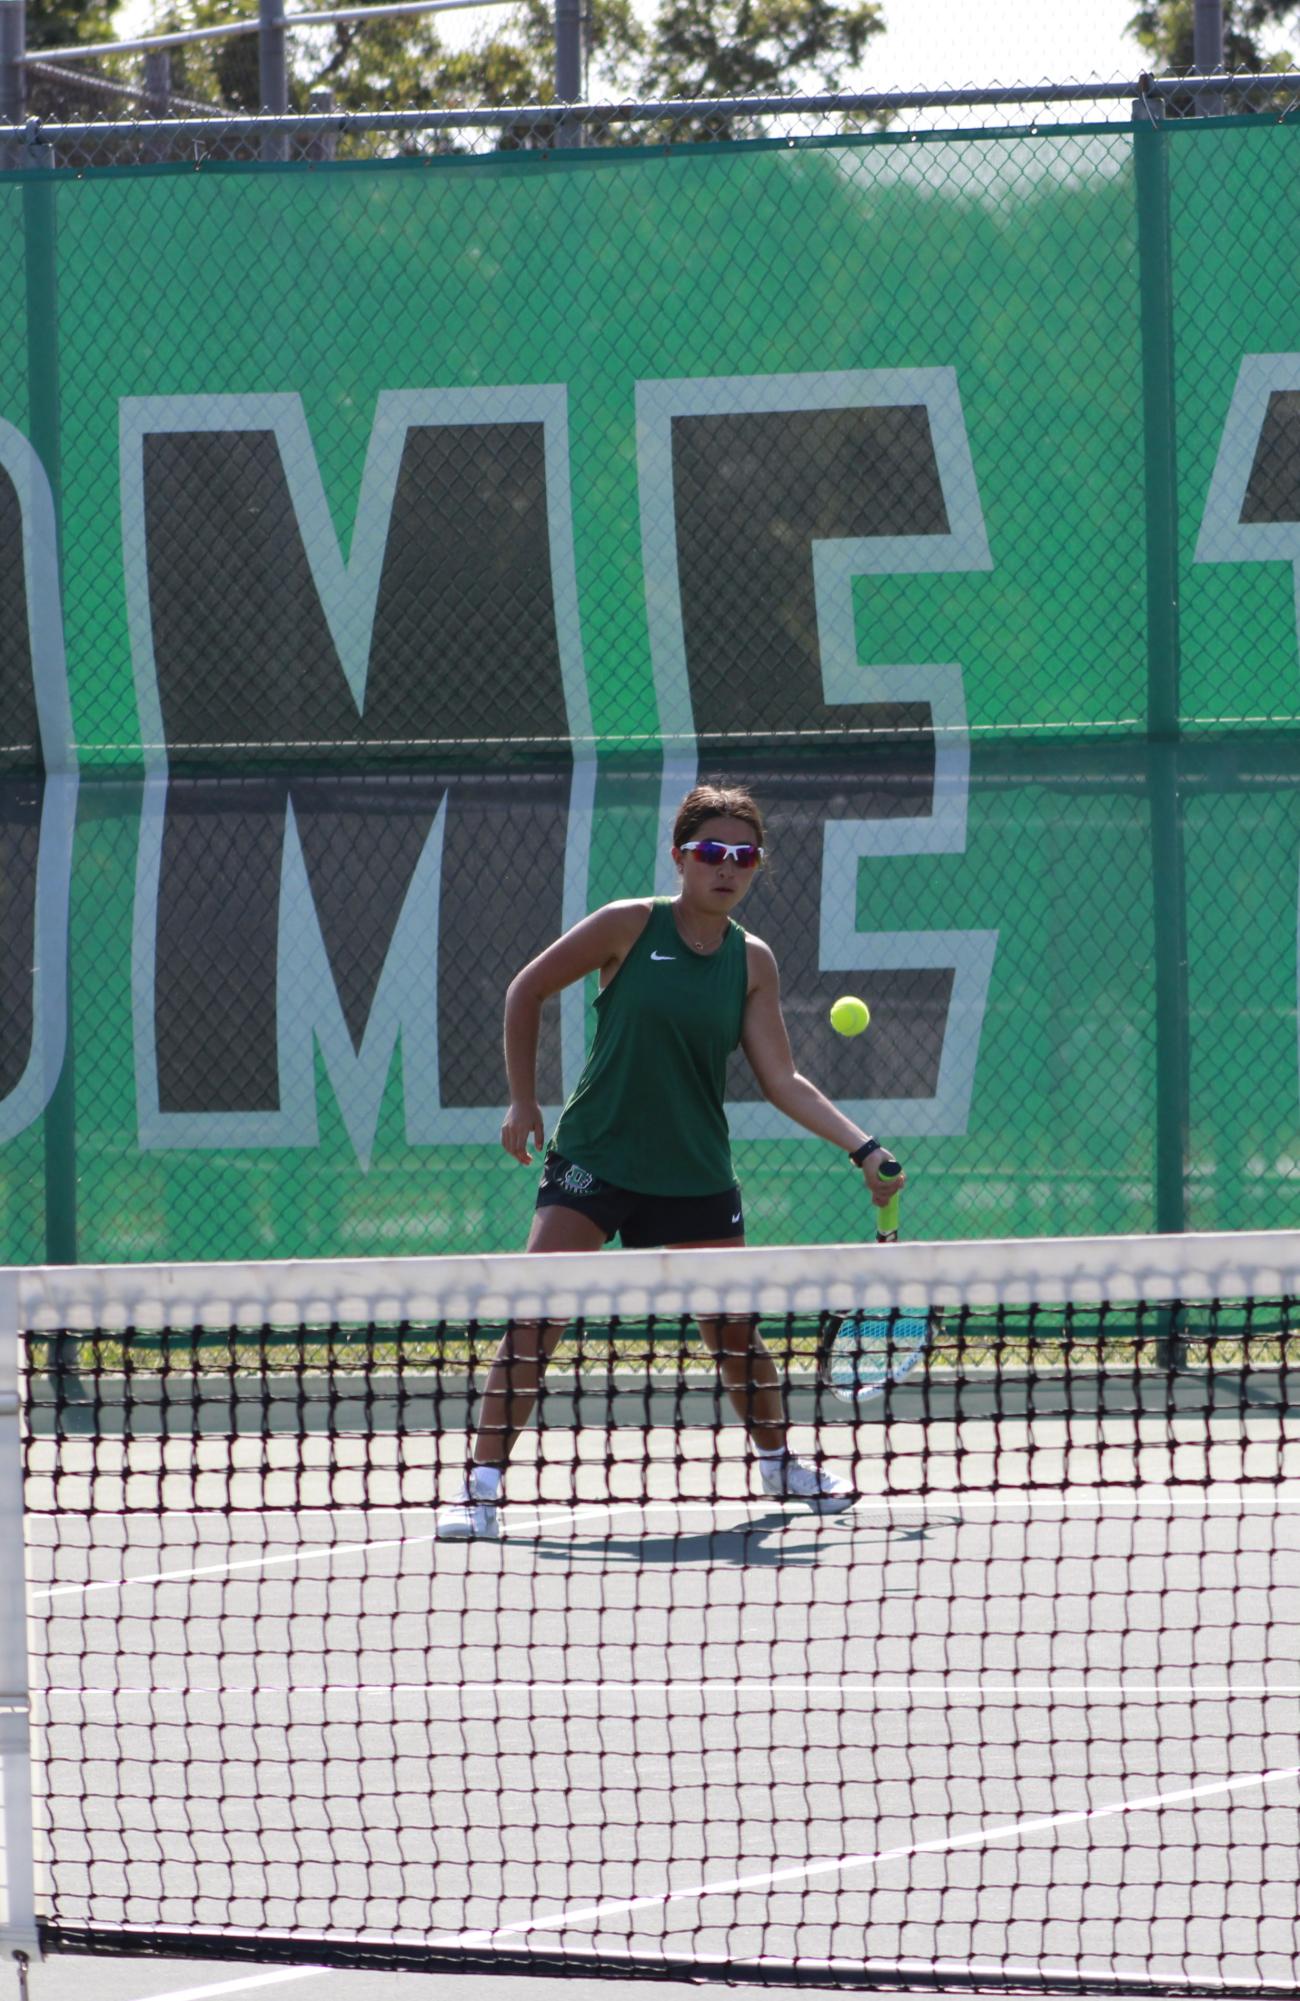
[[532, 1510, 936, 1567]]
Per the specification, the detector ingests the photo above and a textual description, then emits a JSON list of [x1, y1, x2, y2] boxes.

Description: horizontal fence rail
[[29, 0, 519, 65], [1, 72, 1298, 150]]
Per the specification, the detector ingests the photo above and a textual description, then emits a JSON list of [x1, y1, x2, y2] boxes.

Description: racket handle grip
[[875, 1157, 903, 1243]]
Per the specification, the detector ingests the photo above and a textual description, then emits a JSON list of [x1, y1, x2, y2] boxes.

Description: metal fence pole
[[306, 84, 336, 160], [142, 49, 170, 160], [0, 0, 22, 119], [0, 1275, 39, 1969], [1134, 93, 1191, 1350], [259, 0, 289, 161], [0, 0, 25, 169], [554, 0, 582, 143], [1194, 0, 1224, 115], [24, 135, 78, 1288]]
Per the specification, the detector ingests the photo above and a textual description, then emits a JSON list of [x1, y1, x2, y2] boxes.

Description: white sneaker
[[436, 1477, 501, 1541], [759, 1452, 854, 1514]]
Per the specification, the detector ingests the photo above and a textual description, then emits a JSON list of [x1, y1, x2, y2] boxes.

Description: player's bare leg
[[438, 1205, 602, 1539]]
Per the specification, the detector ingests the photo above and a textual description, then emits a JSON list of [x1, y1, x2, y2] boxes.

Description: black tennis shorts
[[536, 1150, 744, 1248]]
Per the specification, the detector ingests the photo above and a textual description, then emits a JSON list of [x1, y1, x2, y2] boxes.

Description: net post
[[0, 1272, 40, 1967]]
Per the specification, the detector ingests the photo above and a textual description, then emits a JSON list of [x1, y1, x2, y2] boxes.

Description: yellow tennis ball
[[830, 995, 870, 1036]]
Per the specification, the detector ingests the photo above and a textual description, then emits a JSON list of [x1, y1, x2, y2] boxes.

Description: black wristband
[[848, 1137, 880, 1168]]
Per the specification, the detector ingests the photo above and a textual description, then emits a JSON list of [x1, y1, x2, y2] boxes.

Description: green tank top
[[551, 898, 749, 1197]]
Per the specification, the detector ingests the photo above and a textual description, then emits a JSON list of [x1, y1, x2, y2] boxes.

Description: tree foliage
[[23, 0, 885, 127], [28, 0, 119, 54], [640, 0, 883, 99], [1129, 0, 1295, 76], [25, 0, 133, 119]]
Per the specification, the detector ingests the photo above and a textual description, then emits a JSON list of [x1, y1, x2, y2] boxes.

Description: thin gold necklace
[[673, 906, 724, 954]]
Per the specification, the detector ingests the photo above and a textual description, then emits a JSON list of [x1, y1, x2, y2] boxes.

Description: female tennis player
[[437, 783, 904, 1540]]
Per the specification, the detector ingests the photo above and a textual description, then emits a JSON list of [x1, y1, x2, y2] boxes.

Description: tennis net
[[3, 1230, 1300, 1994]]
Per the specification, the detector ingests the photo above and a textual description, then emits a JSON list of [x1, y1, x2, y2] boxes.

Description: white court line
[[28, 1496, 785, 1603], [131, 1970, 325, 2001], [31, 1480, 1300, 1605], [445, 1760, 1300, 1949], [31, 1497, 677, 1601], [33, 1531, 432, 1602]]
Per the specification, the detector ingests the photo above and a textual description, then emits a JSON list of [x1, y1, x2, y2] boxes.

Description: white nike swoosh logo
[[650, 951, 676, 961], [731, 1212, 741, 1224]]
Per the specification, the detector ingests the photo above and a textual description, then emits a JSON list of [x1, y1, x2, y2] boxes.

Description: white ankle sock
[[756, 1446, 788, 1465], [469, 1466, 502, 1500]]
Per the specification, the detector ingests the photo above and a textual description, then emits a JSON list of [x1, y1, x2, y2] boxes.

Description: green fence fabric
[[0, 118, 1295, 1262]]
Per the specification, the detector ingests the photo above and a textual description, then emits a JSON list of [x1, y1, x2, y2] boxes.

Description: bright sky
[[117, 0, 1151, 88], [425, 0, 1151, 84], [855, 0, 1143, 90]]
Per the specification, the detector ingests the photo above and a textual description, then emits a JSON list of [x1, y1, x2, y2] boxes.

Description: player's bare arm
[[443, 784, 858, 1542], [740, 937, 904, 1209], [500, 901, 653, 1163]]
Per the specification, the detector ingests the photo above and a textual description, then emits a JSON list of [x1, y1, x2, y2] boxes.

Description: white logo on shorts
[[561, 1163, 596, 1195]]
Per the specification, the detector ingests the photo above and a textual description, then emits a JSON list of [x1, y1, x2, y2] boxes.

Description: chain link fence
[[8, 0, 1300, 158], [13, 73, 1300, 168], [0, 91, 1297, 1263]]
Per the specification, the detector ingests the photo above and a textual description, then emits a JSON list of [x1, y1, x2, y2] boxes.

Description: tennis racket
[[875, 1155, 903, 1244], [819, 1159, 934, 1405]]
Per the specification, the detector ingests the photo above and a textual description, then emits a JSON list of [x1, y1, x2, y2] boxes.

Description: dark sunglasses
[[680, 839, 765, 870]]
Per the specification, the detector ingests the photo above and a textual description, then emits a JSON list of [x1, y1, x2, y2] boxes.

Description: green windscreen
[[0, 117, 1294, 1261]]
